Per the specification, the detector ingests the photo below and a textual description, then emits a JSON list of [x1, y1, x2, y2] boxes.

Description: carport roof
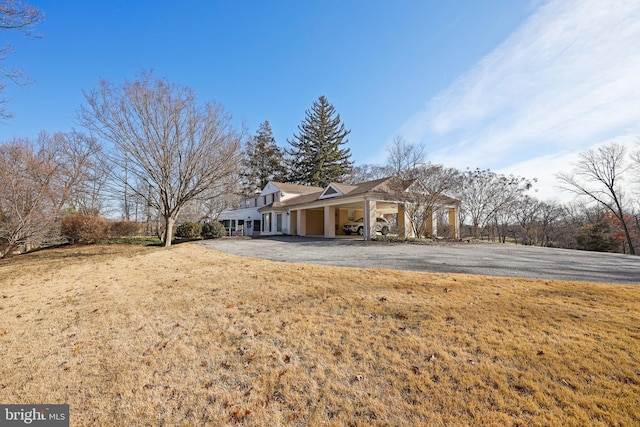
[[270, 176, 417, 210]]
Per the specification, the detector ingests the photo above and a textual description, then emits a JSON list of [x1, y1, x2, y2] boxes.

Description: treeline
[[343, 141, 640, 254]]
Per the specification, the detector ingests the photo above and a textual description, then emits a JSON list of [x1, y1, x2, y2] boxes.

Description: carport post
[[324, 206, 336, 238], [297, 209, 307, 236], [397, 204, 413, 238], [449, 207, 460, 239], [363, 199, 377, 241]]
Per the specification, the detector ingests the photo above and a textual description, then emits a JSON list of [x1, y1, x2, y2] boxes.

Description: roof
[[276, 176, 414, 208], [256, 176, 459, 212], [269, 182, 323, 194]]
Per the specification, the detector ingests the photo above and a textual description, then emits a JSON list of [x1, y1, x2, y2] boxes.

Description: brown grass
[[0, 243, 639, 426]]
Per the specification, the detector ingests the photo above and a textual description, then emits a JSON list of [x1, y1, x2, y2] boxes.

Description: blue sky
[[1, 0, 639, 201]]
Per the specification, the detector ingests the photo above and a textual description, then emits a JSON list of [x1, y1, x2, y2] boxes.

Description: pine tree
[[286, 96, 353, 187], [242, 120, 286, 193]]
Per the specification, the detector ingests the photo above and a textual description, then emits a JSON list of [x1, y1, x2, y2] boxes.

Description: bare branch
[[556, 142, 635, 254], [0, 1, 44, 118], [385, 135, 426, 179]]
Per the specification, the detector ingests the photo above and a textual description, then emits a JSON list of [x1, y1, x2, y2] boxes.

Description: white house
[[217, 176, 460, 240]]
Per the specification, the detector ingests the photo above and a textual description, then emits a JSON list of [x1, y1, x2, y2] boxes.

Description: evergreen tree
[[576, 221, 618, 252], [286, 96, 353, 187], [242, 120, 286, 193]]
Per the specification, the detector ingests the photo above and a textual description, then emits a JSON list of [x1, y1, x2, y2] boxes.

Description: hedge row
[[60, 215, 226, 245]]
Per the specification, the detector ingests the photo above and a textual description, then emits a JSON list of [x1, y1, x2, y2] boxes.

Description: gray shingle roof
[[277, 176, 414, 208]]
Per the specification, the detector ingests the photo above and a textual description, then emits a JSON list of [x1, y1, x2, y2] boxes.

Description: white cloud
[[395, 0, 640, 175]]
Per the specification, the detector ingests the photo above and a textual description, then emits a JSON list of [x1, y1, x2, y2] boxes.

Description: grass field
[[1, 243, 639, 426]]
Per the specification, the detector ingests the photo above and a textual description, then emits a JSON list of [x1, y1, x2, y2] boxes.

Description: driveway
[[196, 236, 640, 285]]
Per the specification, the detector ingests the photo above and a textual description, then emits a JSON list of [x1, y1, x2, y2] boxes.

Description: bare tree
[[512, 196, 558, 246], [79, 71, 243, 247], [0, 0, 44, 119], [0, 138, 54, 256], [536, 200, 564, 247], [398, 163, 461, 237], [56, 131, 105, 215], [0, 132, 96, 257], [557, 142, 635, 255], [631, 142, 640, 240], [343, 163, 390, 184], [385, 135, 426, 179], [458, 168, 533, 240]]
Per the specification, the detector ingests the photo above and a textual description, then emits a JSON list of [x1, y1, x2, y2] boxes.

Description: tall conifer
[[242, 120, 286, 193], [286, 96, 353, 187]]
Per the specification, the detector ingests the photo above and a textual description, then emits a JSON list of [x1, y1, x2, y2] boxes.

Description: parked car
[[343, 217, 390, 236]]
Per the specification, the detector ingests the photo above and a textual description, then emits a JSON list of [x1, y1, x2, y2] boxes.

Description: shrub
[[109, 221, 142, 238], [175, 222, 202, 239], [576, 221, 617, 252], [61, 214, 109, 244], [201, 221, 226, 239]]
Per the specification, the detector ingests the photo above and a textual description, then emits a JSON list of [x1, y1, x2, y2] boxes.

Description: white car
[[343, 217, 390, 236]]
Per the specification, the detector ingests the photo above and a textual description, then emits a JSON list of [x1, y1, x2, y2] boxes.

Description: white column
[[297, 210, 307, 236], [432, 211, 438, 237], [363, 199, 377, 240], [398, 204, 413, 238], [449, 207, 460, 239], [324, 206, 336, 238]]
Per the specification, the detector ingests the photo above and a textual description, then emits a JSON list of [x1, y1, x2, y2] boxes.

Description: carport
[[282, 177, 460, 241]]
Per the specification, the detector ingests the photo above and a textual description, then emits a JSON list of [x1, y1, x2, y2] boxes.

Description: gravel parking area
[[196, 236, 640, 285]]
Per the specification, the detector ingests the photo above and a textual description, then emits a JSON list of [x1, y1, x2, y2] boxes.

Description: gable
[[405, 179, 428, 194], [260, 182, 281, 196], [318, 184, 343, 200]]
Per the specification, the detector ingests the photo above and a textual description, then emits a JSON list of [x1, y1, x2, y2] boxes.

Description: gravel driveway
[[196, 236, 640, 285]]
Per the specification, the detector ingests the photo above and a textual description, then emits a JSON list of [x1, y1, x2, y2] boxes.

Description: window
[[262, 213, 271, 232], [276, 214, 282, 232]]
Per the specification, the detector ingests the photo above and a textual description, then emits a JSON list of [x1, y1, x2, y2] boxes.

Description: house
[[217, 176, 460, 240]]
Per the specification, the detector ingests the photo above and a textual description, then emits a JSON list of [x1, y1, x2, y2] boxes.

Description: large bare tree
[[398, 163, 461, 237], [0, 131, 96, 257], [385, 135, 426, 179], [0, 0, 44, 119], [79, 71, 243, 246], [0, 137, 55, 257], [59, 132, 105, 215], [558, 142, 635, 255], [458, 168, 533, 240], [343, 164, 390, 185]]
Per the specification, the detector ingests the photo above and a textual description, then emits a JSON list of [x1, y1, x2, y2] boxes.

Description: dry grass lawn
[[0, 243, 639, 426]]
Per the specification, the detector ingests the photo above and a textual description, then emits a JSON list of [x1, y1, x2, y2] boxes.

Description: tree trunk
[[164, 216, 176, 247], [613, 203, 635, 255], [0, 243, 16, 259]]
